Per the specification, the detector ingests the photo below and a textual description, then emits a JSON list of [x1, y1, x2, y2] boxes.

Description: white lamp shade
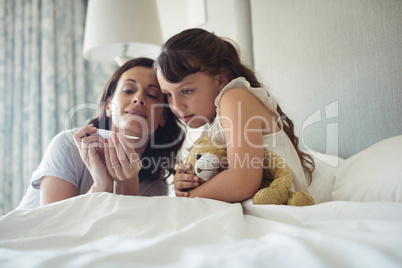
[[83, 0, 162, 62]]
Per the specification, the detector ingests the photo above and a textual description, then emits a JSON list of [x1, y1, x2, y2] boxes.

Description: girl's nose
[[171, 96, 185, 111]]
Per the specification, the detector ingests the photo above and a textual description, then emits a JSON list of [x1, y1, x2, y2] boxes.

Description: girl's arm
[[40, 176, 78, 205], [174, 163, 200, 197], [187, 88, 278, 202]]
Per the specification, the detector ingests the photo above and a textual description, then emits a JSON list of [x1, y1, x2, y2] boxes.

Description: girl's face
[[106, 66, 166, 138], [157, 70, 226, 128]]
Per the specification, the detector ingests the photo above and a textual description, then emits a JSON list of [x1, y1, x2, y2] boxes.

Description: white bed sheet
[[1, 193, 401, 268]]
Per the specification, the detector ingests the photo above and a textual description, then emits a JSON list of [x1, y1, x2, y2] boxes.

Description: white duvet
[[1, 193, 401, 268]]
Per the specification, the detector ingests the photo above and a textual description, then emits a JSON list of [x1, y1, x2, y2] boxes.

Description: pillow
[[332, 135, 402, 202], [308, 153, 345, 204]]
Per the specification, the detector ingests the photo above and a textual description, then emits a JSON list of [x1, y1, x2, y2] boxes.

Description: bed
[[1, 135, 401, 267]]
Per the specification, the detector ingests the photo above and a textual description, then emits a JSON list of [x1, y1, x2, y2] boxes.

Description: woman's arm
[[187, 88, 278, 202], [73, 124, 114, 193], [113, 180, 139, 195], [40, 176, 77, 205], [105, 133, 141, 196], [74, 126, 142, 196]]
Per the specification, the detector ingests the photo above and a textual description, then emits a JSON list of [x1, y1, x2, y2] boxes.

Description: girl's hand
[[73, 124, 113, 192], [174, 163, 200, 197], [104, 133, 141, 195]]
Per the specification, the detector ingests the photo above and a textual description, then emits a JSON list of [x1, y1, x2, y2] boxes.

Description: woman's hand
[[104, 132, 141, 195], [73, 124, 113, 193], [173, 163, 200, 197]]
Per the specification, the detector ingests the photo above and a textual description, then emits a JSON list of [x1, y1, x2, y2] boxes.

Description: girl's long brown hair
[[156, 28, 314, 183], [89, 57, 185, 180]]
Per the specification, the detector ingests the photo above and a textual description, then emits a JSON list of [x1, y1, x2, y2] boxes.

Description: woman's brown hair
[[156, 29, 314, 183], [89, 57, 185, 180]]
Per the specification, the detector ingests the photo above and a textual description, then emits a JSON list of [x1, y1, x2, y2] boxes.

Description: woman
[[17, 58, 185, 209]]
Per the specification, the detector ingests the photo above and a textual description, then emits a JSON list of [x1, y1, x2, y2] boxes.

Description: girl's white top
[[205, 77, 308, 192]]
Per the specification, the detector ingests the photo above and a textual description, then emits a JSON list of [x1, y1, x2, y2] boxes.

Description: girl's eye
[[182, 89, 192, 95], [164, 92, 172, 98]]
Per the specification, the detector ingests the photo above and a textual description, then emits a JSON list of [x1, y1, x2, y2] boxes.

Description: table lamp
[[83, 0, 162, 66]]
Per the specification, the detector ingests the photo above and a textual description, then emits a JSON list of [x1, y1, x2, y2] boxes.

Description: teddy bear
[[185, 135, 314, 206]]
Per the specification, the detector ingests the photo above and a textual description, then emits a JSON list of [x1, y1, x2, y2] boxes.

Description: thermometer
[[89, 129, 140, 140]]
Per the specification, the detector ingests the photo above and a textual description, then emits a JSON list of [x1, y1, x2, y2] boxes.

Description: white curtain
[[0, 0, 115, 214]]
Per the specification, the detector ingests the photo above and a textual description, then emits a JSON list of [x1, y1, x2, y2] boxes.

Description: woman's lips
[[125, 109, 147, 118]]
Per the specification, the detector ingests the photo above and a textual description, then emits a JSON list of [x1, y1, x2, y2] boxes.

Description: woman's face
[[106, 66, 166, 139]]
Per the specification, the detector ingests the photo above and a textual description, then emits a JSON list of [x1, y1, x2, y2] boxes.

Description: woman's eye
[[122, 89, 134, 94], [147, 94, 158, 99]]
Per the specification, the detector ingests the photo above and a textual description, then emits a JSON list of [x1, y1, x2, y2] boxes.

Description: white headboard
[[250, 0, 402, 158]]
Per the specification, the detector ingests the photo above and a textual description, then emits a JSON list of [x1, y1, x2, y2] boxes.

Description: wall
[[251, 0, 402, 158], [157, 0, 253, 67]]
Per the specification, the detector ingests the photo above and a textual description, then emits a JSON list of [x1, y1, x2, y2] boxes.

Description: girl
[[18, 58, 185, 209], [156, 28, 314, 203]]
